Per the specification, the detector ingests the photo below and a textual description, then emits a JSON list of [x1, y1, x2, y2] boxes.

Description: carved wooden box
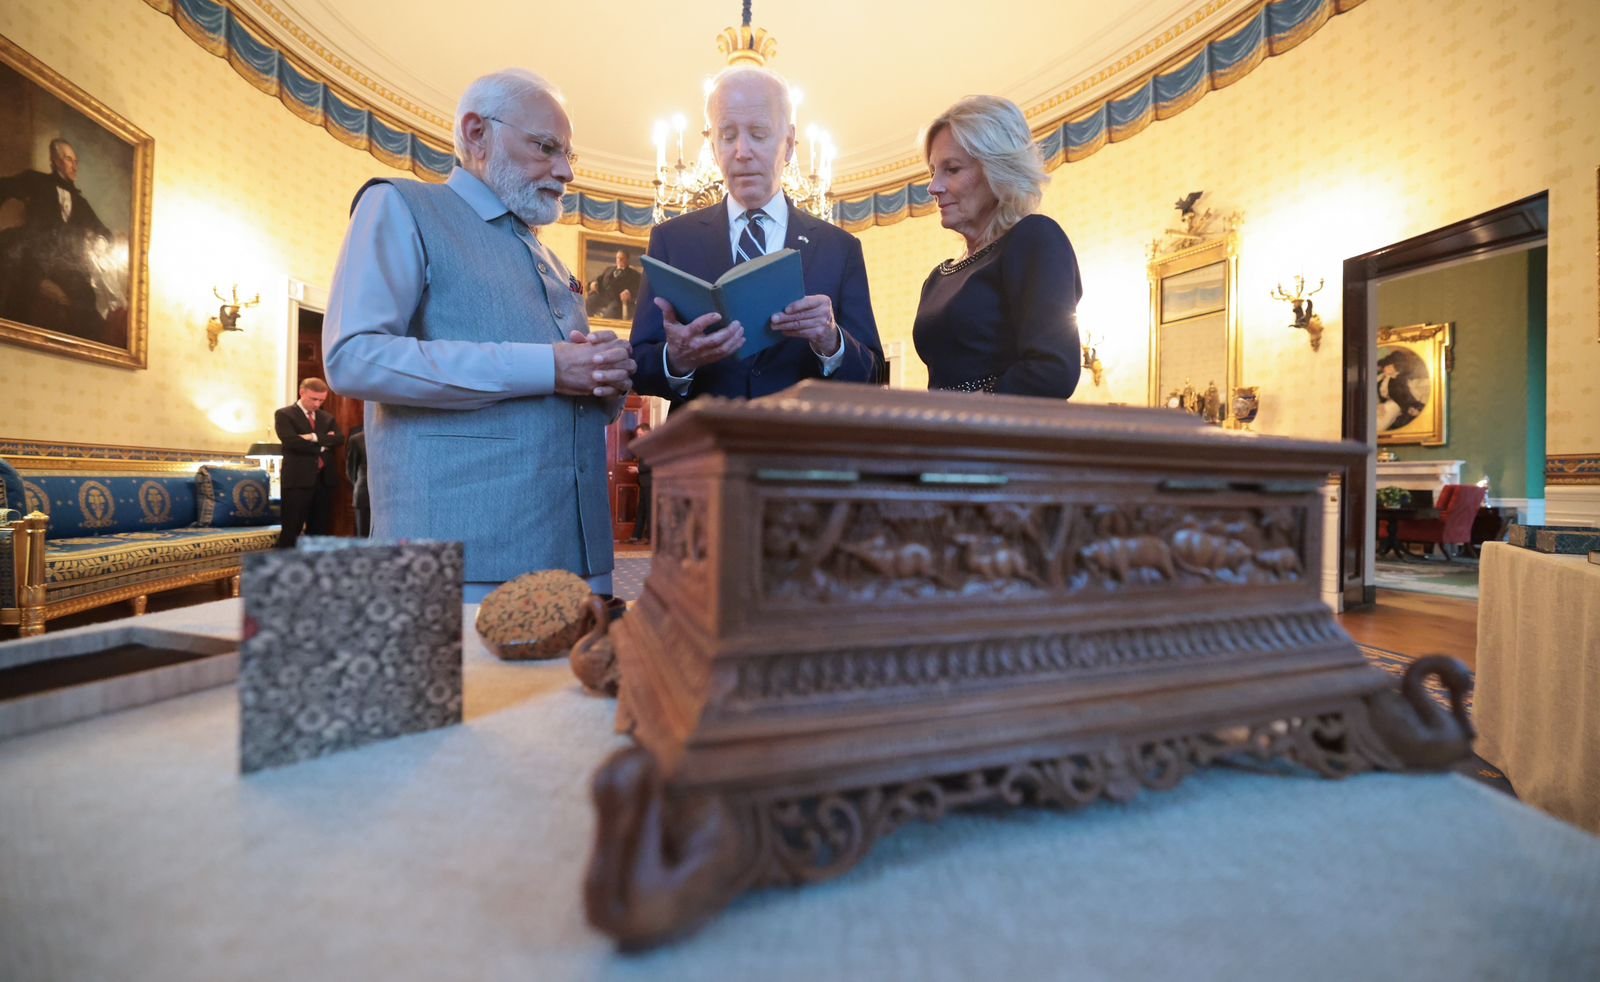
[[586, 382, 1472, 947]]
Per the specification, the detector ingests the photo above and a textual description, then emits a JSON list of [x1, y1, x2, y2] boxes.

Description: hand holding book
[[769, 293, 843, 357], [644, 250, 807, 370]]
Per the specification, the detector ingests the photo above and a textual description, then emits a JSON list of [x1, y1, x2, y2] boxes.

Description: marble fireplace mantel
[[1376, 459, 1465, 493]]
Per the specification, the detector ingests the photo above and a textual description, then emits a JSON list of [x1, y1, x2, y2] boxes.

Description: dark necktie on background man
[[306, 407, 323, 470], [735, 209, 767, 265]]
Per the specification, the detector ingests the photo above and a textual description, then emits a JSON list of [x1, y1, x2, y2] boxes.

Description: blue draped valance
[[143, 0, 1363, 235]]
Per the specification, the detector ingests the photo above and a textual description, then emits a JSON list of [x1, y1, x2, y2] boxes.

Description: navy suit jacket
[[630, 198, 883, 402], [274, 404, 344, 489]]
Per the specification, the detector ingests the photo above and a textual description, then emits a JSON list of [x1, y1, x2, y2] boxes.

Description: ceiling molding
[[142, 0, 456, 181]]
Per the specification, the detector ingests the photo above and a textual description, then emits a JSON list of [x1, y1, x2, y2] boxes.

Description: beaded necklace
[[936, 236, 1001, 275]]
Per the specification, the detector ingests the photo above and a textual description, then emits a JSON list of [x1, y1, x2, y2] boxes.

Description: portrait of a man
[[0, 39, 151, 367], [581, 234, 646, 324]]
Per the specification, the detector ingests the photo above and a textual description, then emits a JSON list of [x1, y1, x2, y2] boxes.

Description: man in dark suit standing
[[630, 67, 882, 403], [273, 377, 344, 548]]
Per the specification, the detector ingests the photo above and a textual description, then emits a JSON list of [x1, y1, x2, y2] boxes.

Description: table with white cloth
[[1475, 540, 1600, 833], [3, 599, 1599, 982]]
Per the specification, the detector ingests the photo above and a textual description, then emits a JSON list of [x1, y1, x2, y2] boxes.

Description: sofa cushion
[[9, 474, 199, 539], [195, 466, 273, 527]]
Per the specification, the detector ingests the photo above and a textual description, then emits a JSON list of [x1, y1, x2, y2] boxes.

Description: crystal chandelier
[[651, 2, 837, 225]]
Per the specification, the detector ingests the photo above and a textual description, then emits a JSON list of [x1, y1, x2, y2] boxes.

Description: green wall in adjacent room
[[1375, 246, 1547, 499]]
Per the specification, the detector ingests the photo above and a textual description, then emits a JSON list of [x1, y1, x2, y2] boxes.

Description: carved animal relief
[[761, 494, 1304, 603]]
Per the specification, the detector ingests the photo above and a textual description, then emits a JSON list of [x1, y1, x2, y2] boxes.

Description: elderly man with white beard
[[324, 69, 634, 600]]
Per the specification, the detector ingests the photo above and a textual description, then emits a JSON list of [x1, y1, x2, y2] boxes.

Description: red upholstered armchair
[[1398, 483, 1486, 560]]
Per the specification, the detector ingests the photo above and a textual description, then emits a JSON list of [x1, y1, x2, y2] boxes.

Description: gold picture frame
[[1376, 322, 1452, 446], [579, 230, 647, 331], [1148, 234, 1240, 421], [0, 35, 153, 369]]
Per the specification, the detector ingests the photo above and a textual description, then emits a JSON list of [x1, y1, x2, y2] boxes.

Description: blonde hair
[[923, 95, 1048, 246]]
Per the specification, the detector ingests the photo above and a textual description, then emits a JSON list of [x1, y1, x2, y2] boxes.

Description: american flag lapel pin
[[568, 274, 582, 294]]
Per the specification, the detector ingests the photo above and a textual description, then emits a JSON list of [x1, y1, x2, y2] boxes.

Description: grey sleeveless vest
[[362, 177, 612, 583]]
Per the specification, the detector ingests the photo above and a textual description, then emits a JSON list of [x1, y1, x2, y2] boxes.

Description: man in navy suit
[[272, 377, 344, 549], [630, 67, 883, 402]]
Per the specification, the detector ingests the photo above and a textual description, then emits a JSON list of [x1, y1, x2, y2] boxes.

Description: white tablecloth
[[1476, 541, 1600, 833], [2, 599, 1599, 981]]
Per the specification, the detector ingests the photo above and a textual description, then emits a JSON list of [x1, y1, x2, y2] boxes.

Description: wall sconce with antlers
[[1080, 329, 1104, 386], [206, 285, 260, 350], [1271, 275, 1324, 351]]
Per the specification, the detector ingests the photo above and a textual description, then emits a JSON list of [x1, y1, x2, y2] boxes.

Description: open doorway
[[1339, 194, 1547, 608]]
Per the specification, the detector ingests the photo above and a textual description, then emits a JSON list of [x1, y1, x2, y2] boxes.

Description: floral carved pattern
[[584, 656, 1472, 948], [748, 703, 1396, 889], [762, 497, 1305, 603]]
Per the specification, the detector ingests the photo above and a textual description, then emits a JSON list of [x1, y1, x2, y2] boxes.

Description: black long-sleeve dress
[[911, 213, 1082, 398]]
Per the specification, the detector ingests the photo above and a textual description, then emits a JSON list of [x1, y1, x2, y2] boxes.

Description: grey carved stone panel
[[238, 540, 464, 773]]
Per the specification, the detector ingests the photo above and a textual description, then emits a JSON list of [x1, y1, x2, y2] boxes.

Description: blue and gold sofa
[[1, 454, 279, 636]]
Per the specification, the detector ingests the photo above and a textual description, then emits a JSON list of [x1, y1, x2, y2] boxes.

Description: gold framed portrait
[[579, 231, 648, 330], [1376, 322, 1452, 446], [0, 35, 153, 369]]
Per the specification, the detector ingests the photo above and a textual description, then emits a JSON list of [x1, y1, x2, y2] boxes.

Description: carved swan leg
[[569, 595, 620, 696], [584, 747, 754, 950], [1363, 655, 1475, 769]]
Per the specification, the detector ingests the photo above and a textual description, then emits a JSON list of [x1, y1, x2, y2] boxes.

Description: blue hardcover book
[[641, 249, 804, 361]]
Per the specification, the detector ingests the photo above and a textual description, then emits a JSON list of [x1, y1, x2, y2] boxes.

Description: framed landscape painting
[[0, 35, 152, 369]]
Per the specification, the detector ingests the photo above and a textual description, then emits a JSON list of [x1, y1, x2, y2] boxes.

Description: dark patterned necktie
[[306, 409, 323, 469], [735, 209, 767, 264]]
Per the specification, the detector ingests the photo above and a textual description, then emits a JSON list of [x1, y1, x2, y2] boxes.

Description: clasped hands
[[555, 329, 636, 398], [661, 294, 841, 376]]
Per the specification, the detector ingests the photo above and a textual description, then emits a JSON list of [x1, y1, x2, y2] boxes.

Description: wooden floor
[[1336, 589, 1478, 669]]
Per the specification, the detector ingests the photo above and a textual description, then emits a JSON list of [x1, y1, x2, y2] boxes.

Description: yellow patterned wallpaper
[[862, 0, 1600, 454]]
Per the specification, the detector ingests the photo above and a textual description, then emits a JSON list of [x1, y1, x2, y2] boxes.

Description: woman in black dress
[[913, 95, 1082, 397]]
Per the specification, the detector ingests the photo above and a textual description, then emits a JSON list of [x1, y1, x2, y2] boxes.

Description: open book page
[[641, 249, 804, 360]]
